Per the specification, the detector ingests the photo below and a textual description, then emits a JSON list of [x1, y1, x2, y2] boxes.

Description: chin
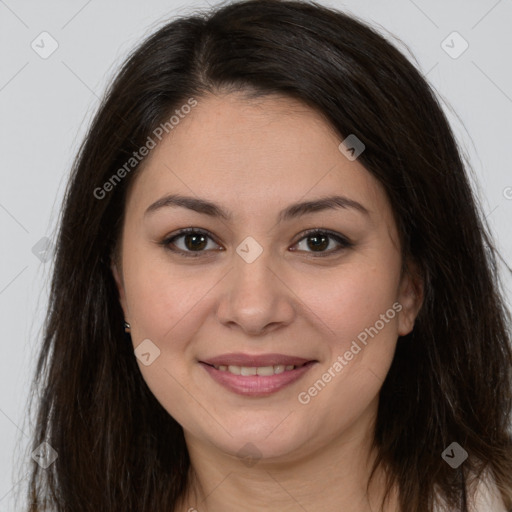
[[206, 419, 314, 463]]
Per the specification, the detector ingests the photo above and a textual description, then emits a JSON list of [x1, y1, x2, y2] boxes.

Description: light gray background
[[1, 0, 511, 510]]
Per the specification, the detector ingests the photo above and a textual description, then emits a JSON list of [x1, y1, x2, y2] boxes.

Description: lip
[[199, 353, 317, 397]]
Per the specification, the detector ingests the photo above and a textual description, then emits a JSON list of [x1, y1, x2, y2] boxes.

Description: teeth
[[228, 365, 241, 375], [256, 366, 274, 376], [215, 364, 299, 375]]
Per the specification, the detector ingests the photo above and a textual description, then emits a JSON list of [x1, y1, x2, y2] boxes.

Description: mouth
[[198, 354, 317, 397]]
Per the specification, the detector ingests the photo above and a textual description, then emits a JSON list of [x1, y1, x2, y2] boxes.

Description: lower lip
[[199, 361, 316, 397]]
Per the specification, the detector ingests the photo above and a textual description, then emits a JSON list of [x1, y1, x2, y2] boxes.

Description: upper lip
[[200, 353, 315, 367]]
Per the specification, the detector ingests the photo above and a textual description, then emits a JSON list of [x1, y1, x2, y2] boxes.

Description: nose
[[215, 244, 296, 336]]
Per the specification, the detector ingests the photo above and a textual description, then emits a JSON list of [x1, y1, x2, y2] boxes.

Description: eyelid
[[292, 228, 352, 247], [161, 227, 353, 257], [161, 228, 222, 257]]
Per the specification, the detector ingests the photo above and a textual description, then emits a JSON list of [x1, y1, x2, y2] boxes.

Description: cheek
[[123, 263, 215, 429], [295, 266, 400, 434], [303, 257, 401, 346], [123, 251, 215, 343]]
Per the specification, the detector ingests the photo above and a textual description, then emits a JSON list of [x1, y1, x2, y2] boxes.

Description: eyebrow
[[144, 193, 370, 222]]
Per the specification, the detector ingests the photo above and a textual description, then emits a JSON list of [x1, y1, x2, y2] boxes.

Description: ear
[[111, 257, 129, 321], [397, 260, 424, 336]]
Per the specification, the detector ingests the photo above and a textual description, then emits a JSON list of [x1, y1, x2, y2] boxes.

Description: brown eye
[[292, 230, 353, 256], [161, 228, 352, 258], [163, 228, 221, 257], [182, 232, 208, 251]]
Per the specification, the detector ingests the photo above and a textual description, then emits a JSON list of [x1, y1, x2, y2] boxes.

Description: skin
[[112, 92, 423, 512]]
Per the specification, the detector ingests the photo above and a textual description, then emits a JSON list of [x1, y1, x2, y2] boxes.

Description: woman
[[24, 0, 512, 510]]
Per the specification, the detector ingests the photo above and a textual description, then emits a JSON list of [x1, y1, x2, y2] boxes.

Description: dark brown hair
[[19, 0, 512, 510]]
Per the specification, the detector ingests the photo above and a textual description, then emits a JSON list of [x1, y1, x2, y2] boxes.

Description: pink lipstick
[[199, 353, 317, 397]]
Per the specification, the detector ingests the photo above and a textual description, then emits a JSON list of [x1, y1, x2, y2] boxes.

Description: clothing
[[434, 473, 509, 512], [470, 477, 508, 512]]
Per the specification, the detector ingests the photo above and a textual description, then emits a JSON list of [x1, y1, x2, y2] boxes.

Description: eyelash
[[160, 227, 353, 258]]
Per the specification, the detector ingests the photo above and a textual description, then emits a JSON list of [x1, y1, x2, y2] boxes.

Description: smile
[[212, 363, 301, 375], [199, 359, 317, 397]]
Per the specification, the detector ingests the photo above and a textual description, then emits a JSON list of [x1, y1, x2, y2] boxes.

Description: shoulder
[[468, 471, 509, 512], [434, 471, 509, 512]]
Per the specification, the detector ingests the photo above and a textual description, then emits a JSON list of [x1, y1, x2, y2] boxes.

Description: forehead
[[125, 93, 389, 223]]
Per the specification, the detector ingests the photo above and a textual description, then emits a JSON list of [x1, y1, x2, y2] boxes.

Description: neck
[[175, 399, 399, 512]]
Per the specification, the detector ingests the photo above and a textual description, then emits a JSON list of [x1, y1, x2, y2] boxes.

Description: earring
[[124, 321, 131, 334]]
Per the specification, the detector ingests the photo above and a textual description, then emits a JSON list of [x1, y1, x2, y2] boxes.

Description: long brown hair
[[20, 1, 512, 510]]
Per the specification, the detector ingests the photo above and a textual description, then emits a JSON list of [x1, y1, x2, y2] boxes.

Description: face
[[112, 92, 422, 464]]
